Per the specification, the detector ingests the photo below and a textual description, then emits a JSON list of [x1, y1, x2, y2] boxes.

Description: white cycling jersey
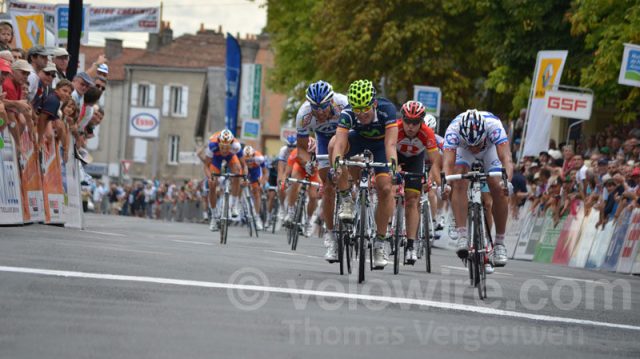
[[277, 145, 294, 162], [295, 93, 348, 139], [444, 111, 508, 171]]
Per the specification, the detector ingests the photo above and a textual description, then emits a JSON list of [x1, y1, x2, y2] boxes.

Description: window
[[170, 86, 182, 115], [139, 84, 150, 107], [168, 135, 180, 165], [162, 85, 189, 117]]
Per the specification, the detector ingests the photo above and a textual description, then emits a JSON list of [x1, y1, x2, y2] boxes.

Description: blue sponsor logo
[[491, 159, 502, 167], [489, 129, 502, 142], [446, 133, 460, 146]]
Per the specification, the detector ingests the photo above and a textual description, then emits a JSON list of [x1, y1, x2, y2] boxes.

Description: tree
[[568, 0, 640, 122]]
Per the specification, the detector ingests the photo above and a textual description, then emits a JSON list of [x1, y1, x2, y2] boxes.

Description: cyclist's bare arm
[[443, 149, 457, 176], [496, 142, 513, 181], [427, 150, 442, 186], [384, 125, 398, 163], [296, 137, 310, 166], [331, 130, 348, 164]]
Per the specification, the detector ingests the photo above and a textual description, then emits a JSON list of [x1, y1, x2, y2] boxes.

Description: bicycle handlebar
[[286, 177, 321, 187], [211, 173, 245, 179], [337, 158, 389, 168], [445, 171, 503, 182]]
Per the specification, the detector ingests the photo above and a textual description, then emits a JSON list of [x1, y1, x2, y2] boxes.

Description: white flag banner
[[89, 7, 161, 33], [522, 50, 568, 157], [618, 43, 640, 88]]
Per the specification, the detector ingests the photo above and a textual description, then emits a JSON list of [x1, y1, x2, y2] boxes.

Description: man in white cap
[[97, 63, 108, 79], [52, 47, 69, 87], [26, 45, 51, 102]]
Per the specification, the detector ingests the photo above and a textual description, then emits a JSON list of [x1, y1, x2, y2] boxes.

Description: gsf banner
[[89, 7, 161, 33], [0, 128, 24, 224]]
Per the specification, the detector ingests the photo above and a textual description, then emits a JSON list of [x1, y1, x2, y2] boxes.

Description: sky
[[13, 0, 268, 49]]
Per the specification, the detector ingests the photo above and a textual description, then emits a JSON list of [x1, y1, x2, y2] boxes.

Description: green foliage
[[265, 0, 640, 122]]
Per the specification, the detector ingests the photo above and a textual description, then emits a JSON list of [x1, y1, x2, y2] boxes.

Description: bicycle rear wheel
[[422, 200, 432, 273], [220, 192, 229, 245], [393, 199, 402, 275], [291, 194, 304, 251], [358, 191, 367, 284], [246, 196, 259, 238]]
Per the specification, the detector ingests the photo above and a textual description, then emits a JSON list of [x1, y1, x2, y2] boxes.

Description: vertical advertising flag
[[40, 140, 65, 224], [522, 50, 568, 157], [618, 43, 640, 88], [11, 11, 46, 48], [62, 135, 84, 229], [225, 33, 241, 136]]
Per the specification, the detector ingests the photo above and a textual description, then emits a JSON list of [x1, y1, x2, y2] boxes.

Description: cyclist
[[199, 129, 244, 231], [425, 114, 446, 232], [396, 101, 442, 264], [276, 135, 297, 220], [442, 109, 513, 267], [284, 137, 319, 237], [243, 145, 268, 230], [295, 80, 348, 261], [329, 79, 398, 269], [265, 156, 280, 225]]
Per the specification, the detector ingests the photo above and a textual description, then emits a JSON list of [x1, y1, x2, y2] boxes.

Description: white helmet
[[425, 114, 437, 130]]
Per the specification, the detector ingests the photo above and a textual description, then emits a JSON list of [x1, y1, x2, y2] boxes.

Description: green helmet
[[347, 79, 376, 108]]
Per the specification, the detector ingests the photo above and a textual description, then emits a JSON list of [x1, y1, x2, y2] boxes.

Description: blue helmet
[[306, 80, 334, 106], [285, 135, 297, 148], [459, 109, 486, 146]]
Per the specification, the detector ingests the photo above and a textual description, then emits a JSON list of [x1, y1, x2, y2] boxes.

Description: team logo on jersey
[[446, 133, 460, 146], [491, 159, 502, 167], [489, 129, 502, 143], [426, 139, 437, 149], [302, 113, 313, 127]]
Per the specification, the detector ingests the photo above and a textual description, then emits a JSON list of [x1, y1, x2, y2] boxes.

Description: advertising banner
[[601, 209, 632, 272], [543, 90, 593, 120], [585, 220, 615, 269], [569, 209, 599, 268], [129, 107, 160, 139], [54, 4, 90, 45], [239, 64, 262, 120], [618, 43, 640, 87], [516, 212, 548, 260], [533, 212, 566, 263], [225, 33, 241, 135], [0, 128, 24, 224], [617, 209, 640, 273], [413, 85, 441, 117], [11, 11, 46, 48], [19, 127, 44, 222], [40, 140, 64, 224], [62, 135, 83, 229], [89, 7, 161, 33], [522, 50, 568, 157], [552, 202, 585, 265], [240, 119, 261, 141]]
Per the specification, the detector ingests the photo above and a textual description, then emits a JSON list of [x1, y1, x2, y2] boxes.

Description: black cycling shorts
[[398, 151, 425, 193]]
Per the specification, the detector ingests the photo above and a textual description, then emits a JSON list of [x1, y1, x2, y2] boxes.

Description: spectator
[[26, 45, 50, 102], [71, 72, 94, 110], [52, 47, 69, 87], [11, 48, 25, 61], [0, 20, 13, 51]]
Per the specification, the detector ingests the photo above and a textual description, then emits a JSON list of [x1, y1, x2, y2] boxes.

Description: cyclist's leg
[[451, 149, 472, 257], [285, 164, 304, 224], [317, 135, 335, 232], [228, 155, 243, 215], [370, 140, 393, 238], [483, 147, 508, 239], [400, 152, 423, 253], [306, 171, 320, 222]]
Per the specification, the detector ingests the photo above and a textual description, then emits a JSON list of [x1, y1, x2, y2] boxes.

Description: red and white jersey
[[396, 119, 438, 157]]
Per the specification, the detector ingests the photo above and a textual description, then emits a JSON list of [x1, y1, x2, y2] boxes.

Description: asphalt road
[[0, 214, 639, 358]]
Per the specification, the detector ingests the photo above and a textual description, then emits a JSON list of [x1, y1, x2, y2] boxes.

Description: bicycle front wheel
[[393, 199, 402, 275], [291, 194, 305, 251], [358, 191, 367, 284], [220, 192, 229, 245]]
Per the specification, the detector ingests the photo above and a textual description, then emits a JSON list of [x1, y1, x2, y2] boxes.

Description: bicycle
[[240, 180, 260, 238], [265, 184, 279, 234], [443, 167, 506, 300], [417, 169, 436, 273], [390, 170, 425, 275], [211, 169, 245, 245], [335, 150, 389, 283], [285, 153, 320, 251]]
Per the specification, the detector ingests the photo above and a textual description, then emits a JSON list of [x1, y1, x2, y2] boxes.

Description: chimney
[[105, 38, 123, 60], [161, 21, 173, 46], [218, 25, 222, 34], [147, 33, 160, 52], [199, 23, 205, 33]]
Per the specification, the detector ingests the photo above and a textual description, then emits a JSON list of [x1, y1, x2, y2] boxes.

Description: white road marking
[[441, 265, 512, 276], [0, 265, 638, 332], [172, 239, 213, 246], [83, 230, 127, 237], [265, 250, 321, 259], [52, 242, 170, 256], [545, 275, 602, 284]]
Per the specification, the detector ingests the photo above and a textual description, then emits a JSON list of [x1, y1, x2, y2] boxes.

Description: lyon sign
[[543, 90, 593, 120]]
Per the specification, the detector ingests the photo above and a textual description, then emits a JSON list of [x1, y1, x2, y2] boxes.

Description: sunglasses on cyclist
[[352, 105, 372, 114], [310, 102, 331, 111], [403, 118, 422, 126]]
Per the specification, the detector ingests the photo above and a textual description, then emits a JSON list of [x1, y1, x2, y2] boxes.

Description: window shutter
[[130, 82, 138, 105], [179, 85, 189, 117], [162, 85, 170, 116], [148, 84, 156, 107]]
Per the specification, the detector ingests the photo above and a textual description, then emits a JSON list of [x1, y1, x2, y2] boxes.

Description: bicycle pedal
[[372, 266, 385, 270], [406, 260, 416, 265]]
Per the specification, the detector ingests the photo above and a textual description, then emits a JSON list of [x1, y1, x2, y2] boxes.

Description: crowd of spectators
[[511, 122, 640, 228], [81, 179, 210, 223], [0, 19, 109, 172]]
